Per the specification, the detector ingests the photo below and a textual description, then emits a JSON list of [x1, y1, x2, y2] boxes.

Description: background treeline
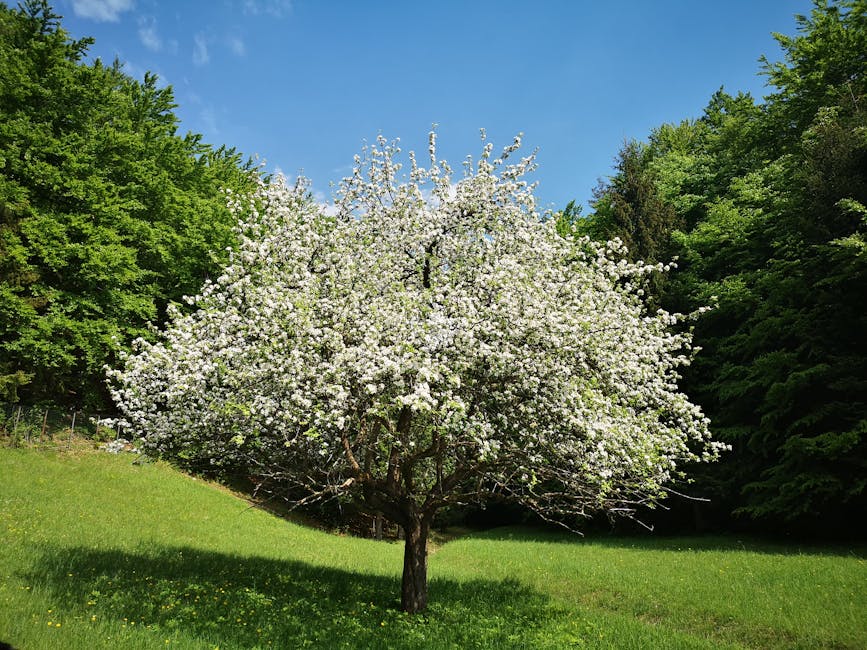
[[3, 0, 865, 538], [0, 1, 258, 409], [565, 0, 866, 536]]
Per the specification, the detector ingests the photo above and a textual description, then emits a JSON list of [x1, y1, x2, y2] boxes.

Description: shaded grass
[[1, 448, 865, 649], [22, 544, 577, 649]]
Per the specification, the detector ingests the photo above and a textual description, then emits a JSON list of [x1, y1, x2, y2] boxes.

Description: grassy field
[[1, 448, 865, 649]]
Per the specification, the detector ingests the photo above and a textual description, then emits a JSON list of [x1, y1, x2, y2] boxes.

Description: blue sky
[[52, 0, 814, 213]]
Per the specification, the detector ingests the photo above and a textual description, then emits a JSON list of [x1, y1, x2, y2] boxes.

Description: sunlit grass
[[436, 530, 867, 649], [1, 448, 865, 649]]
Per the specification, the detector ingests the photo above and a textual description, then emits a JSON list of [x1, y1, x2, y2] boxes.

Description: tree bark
[[373, 512, 383, 541], [400, 515, 429, 613]]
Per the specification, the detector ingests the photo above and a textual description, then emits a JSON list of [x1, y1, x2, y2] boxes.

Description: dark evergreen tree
[[568, 0, 867, 535], [587, 141, 680, 265]]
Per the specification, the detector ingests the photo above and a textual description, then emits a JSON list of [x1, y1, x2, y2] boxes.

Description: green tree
[[577, 140, 682, 307], [568, 0, 867, 534], [587, 141, 680, 265], [0, 1, 258, 408], [685, 0, 867, 529]]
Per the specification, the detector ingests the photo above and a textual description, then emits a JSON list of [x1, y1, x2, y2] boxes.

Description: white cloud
[[121, 60, 170, 87], [320, 202, 340, 217], [331, 163, 354, 176], [242, 0, 292, 18], [419, 181, 460, 207], [71, 0, 134, 22], [200, 107, 219, 135], [120, 59, 144, 80], [314, 190, 340, 217], [138, 16, 161, 51], [228, 36, 246, 57], [273, 166, 290, 184], [192, 33, 210, 66]]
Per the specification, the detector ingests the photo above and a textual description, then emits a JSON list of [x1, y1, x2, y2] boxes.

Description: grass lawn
[[1, 447, 865, 649]]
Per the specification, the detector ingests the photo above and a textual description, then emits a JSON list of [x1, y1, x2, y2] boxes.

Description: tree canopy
[[109, 132, 724, 612], [0, 1, 258, 407], [577, 0, 867, 534]]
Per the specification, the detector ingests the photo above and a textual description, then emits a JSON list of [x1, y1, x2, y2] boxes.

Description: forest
[[0, 1, 257, 408], [567, 0, 866, 536], [1, 0, 865, 538]]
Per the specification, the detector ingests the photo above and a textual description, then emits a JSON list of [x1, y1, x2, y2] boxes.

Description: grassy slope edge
[[1, 448, 865, 649]]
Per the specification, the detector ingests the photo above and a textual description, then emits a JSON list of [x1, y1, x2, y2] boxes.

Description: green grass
[[1, 448, 865, 649]]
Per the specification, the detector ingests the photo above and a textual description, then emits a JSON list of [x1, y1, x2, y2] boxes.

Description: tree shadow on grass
[[24, 544, 575, 649], [468, 526, 867, 558]]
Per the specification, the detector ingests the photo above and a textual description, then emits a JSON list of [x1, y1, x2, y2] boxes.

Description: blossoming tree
[[108, 132, 724, 613]]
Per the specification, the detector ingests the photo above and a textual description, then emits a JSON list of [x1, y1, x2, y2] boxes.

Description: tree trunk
[[400, 516, 429, 613], [373, 513, 383, 541]]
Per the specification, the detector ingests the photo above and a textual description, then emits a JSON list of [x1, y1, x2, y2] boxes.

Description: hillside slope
[[1, 449, 864, 649]]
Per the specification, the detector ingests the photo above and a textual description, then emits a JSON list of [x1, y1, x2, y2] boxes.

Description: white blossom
[[108, 131, 725, 531]]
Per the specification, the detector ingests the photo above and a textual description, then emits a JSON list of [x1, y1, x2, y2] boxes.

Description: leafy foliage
[[0, 1, 258, 408], [573, 0, 867, 533], [587, 141, 680, 266]]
